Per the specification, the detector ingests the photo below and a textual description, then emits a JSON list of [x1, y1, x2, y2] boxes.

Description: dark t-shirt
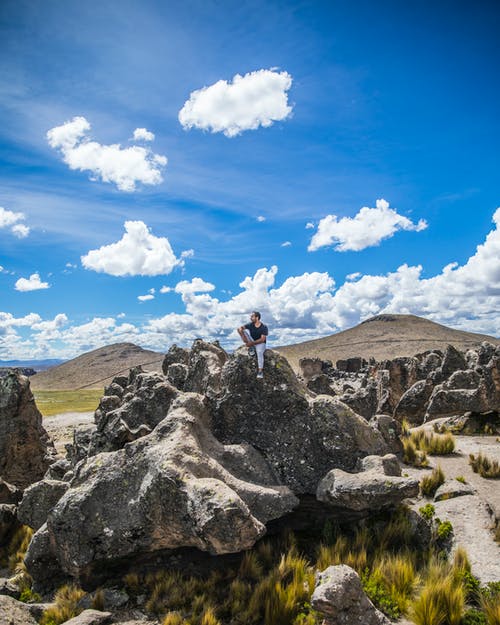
[[244, 322, 268, 341]]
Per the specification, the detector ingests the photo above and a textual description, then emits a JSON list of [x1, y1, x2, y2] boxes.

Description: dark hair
[[252, 311, 261, 320]]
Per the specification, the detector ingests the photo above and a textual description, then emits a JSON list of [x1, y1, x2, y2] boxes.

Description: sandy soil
[[43, 411, 94, 455]]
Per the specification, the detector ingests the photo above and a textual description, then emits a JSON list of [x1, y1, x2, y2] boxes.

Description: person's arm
[[238, 325, 251, 344]]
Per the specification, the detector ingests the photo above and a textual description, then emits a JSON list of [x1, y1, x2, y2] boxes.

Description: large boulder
[[0, 596, 39, 625], [213, 350, 389, 493], [317, 456, 419, 514], [394, 379, 434, 425], [183, 339, 228, 397], [0, 371, 55, 489], [26, 392, 298, 586], [311, 565, 391, 625]]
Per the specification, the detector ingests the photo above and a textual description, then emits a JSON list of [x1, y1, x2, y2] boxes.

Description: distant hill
[[0, 358, 64, 371], [30, 343, 164, 390], [276, 314, 500, 371]]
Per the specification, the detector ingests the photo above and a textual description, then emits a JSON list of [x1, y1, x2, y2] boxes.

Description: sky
[[1, 0, 499, 361]]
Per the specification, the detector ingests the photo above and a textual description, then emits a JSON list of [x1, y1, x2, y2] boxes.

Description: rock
[[369, 415, 403, 456], [355, 453, 401, 476], [162, 344, 190, 375], [336, 358, 367, 373], [183, 339, 228, 397], [166, 363, 188, 390], [26, 393, 298, 586], [79, 588, 128, 610], [213, 350, 389, 493], [394, 379, 434, 425], [24, 523, 67, 591], [66, 425, 97, 464], [299, 358, 324, 379], [311, 565, 391, 625], [0, 595, 39, 625], [434, 479, 475, 501], [306, 374, 335, 396], [317, 465, 419, 514], [89, 369, 178, 454], [63, 610, 112, 625], [0, 577, 20, 599], [340, 383, 378, 419], [425, 387, 488, 420], [440, 345, 467, 378], [44, 458, 72, 481], [18, 479, 69, 530], [0, 371, 56, 489], [0, 478, 22, 505], [0, 503, 20, 546]]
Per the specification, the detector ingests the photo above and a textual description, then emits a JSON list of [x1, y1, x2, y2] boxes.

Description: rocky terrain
[[278, 314, 500, 371], [0, 335, 499, 624]]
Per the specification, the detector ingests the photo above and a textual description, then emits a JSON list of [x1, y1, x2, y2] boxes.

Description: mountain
[[29, 343, 164, 390], [0, 358, 64, 371], [276, 314, 500, 371]]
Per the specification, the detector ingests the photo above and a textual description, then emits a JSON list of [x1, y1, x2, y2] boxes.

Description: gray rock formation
[[63, 609, 112, 625], [0, 595, 39, 625], [317, 455, 419, 513], [311, 565, 391, 625], [0, 371, 55, 489], [26, 393, 298, 585], [309, 342, 500, 426], [213, 350, 389, 493], [18, 479, 69, 530]]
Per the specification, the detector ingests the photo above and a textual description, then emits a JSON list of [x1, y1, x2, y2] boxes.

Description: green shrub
[[419, 503, 435, 521], [469, 453, 500, 479], [420, 466, 445, 497], [436, 520, 453, 540], [19, 587, 42, 603], [461, 608, 487, 625]]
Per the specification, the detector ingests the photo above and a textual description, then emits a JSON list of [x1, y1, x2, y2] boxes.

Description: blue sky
[[1, 0, 499, 360]]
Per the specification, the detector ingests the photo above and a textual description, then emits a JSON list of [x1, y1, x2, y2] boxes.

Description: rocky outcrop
[[0, 596, 39, 625], [213, 350, 389, 493], [0, 371, 56, 489], [311, 565, 390, 625], [308, 342, 500, 426], [317, 454, 419, 514], [26, 393, 298, 585]]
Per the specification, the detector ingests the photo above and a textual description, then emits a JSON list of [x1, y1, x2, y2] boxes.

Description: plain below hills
[[30, 343, 164, 391], [276, 314, 500, 372]]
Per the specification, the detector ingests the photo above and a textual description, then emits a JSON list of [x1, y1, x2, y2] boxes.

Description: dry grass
[[40, 584, 86, 625], [410, 430, 455, 455], [420, 466, 445, 497], [34, 389, 103, 416], [469, 453, 500, 478]]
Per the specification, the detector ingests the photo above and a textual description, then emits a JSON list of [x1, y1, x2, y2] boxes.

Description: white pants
[[244, 329, 267, 370]]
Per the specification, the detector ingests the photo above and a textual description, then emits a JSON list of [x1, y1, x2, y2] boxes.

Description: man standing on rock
[[238, 311, 268, 379]]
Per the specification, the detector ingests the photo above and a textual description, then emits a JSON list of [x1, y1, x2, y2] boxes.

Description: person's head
[[250, 311, 261, 322]]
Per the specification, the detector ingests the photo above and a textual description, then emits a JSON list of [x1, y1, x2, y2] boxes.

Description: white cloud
[[14, 273, 50, 292], [257, 215, 266, 222], [81, 221, 186, 277], [305, 222, 315, 229], [281, 241, 292, 247], [0, 206, 30, 238], [138, 294, 155, 301], [178, 69, 293, 137], [308, 199, 428, 252], [346, 272, 361, 281], [160, 285, 172, 293], [175, 278, 216, 295], [3, 207, 500, 359], [31, 313, 68, 332], [47, 116, 167, 192], [181, 249, 194, 259], [133, 127, 155, 141], [11, 224, 30, 238]]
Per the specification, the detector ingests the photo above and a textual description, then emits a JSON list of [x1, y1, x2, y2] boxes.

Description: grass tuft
[[469, 453, 500, 478], [40, 584, 86, 625], [420, 465, 445, 497]]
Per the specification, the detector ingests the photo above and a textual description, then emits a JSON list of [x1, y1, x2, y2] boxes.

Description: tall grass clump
[[480, 593, 500, 625], [40, 584, 86, 625], [410, 576, 465, 625], [403, 438, 429, 467], [410, 429, 455, 455], [469, 453, 500, 478], [420, 465, 445, 497]]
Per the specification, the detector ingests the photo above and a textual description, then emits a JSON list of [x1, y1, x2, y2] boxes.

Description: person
[[238, 311, 268, 379]]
